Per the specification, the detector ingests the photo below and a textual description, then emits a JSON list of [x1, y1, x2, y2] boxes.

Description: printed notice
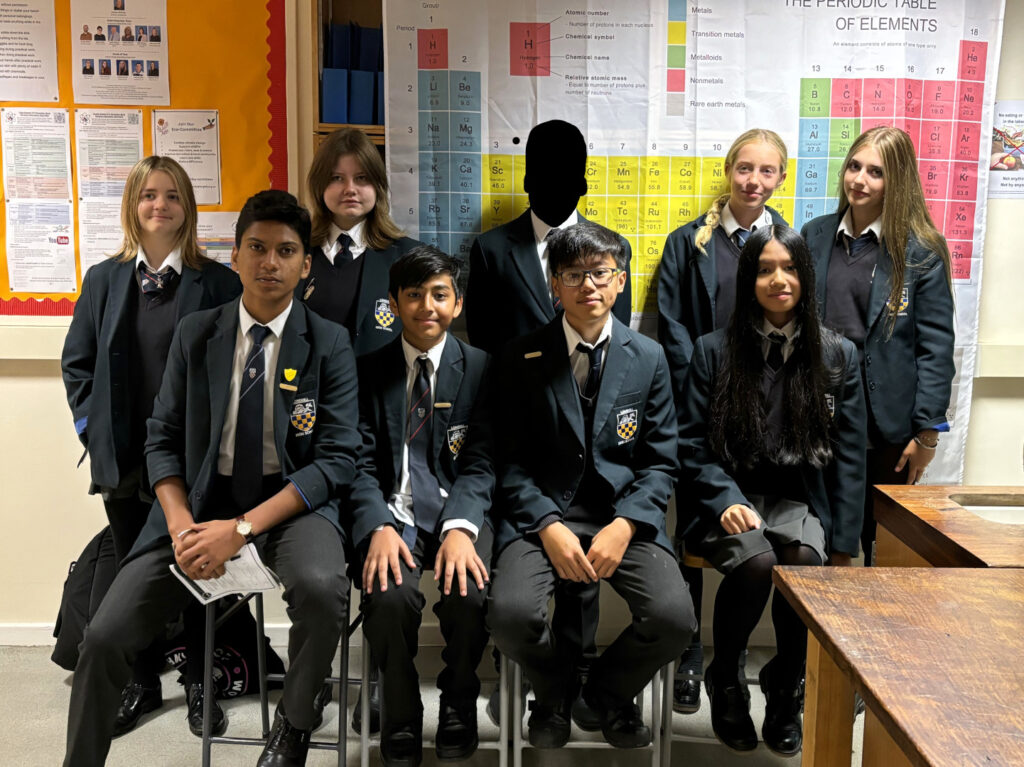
[[75, 109, 144, 274], [2, 108, 75, 293], [0, 0, 59, 102], [988, 100, 1024, 199], [153, 110, 221, 205], [198, 211, 239, 265]]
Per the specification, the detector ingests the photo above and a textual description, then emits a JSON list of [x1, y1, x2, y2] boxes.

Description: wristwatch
[[235, 515, 254, 541]]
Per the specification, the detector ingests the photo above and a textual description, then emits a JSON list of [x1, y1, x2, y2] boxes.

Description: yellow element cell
[[670, 156, 698, 196], [480, 195, 516, 230], [774, 158, 798, 198], [513, 155, 527, 196], [773, 197, 795, 225], [700, 157, 728, 198], [639, 196, 669, 235], [668, 21, 686, 46], [633, 271, 658, 314], [669, 197, 700, 230], [609, 157, 640, 195], [637, 236, 664, 274], [513, 194, 530, 217], [608, 196, 639, 237], [485, 154, 516, 195], [579, 196, 607, 226], [585, 156, 608, 195], [641, 156, 670, 195]]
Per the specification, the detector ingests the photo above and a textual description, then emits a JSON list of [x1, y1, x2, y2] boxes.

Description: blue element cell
[[450, 233, 476, 260], [418, 70, 449, 111], [796, 198, 827, 226], [797, 159, 830, 198], [418, 112, 450, 151], [420, 231, 450, 253], [419, 193, 450, 232], [419, 152, 451, 192], [452, 194, 481, 233], [450, 154, 481, 193], [799, 118, 830, 158], [449, 71, 481, 112], [450, 112, 481, 152]]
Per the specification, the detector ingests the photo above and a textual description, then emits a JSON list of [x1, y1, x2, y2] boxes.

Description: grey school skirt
[[686, 495, 826, 574]]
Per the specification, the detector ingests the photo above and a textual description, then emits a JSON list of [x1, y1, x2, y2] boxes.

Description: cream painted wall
[[0, 1, 1020, 642]]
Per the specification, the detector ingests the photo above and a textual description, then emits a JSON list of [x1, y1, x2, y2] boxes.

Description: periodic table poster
[[383, 0, 1006, 483]]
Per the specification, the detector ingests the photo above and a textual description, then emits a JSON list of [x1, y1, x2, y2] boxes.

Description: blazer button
[[868, 382, 876, 391], [194, 491, 203, 501], [562, 490, 573, 501], [865, 354, 872, 365]]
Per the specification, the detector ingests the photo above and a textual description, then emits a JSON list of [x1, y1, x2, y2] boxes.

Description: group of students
[[59, 120, 954, 767]]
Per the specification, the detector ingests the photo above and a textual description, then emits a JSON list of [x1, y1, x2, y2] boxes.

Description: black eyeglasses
[[555, 267, 621, 288]]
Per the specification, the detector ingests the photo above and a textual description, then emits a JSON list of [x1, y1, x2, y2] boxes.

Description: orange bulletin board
[[0, 0, 288, 316]]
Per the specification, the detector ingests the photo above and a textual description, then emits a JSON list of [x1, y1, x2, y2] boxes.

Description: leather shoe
[[351, 676, 381, 734], [759, 660, 803, 756], [570, 690, 602, 732], [112, 680, 162, 737], [599, 701, 651, 749], [526, 699, 570, 748], [673, 675, 701, 714], [257, 713, 311, 767], [381, 724, 423, 767], [706, 663, 757, 752], [275, 683, 332, 732], [435, 700, 478, 760], [185, 682, 226, 737]]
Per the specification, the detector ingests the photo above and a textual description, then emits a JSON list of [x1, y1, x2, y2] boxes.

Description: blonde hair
[[114, 156, 207, 269], [307, 128, 404, 251], [694, 129, 788, 255], [837, 126, 952, 330]]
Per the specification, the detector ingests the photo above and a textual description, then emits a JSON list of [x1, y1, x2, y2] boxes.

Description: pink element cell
[[925, 198, 946, 231], [830, 78, 862, 117], [954, 122, 981, 161], [949, 162, 977, 201], [899, 79, 923, 119], [945, 201, 976, 241], [510, 22, 551, 77], [417, 29, 448, 70], [956, 81, 984, 122], [923, 81, 956, 120], [667, 68, 685, 93], [918, 160, 949, 200], [862, 79, 895, 117], [920, 120, 953, 160], [949, 239, 973, 281], [860, 116, 893, 133], [895, 118, 921, 150], [958, 40, 987, 82]]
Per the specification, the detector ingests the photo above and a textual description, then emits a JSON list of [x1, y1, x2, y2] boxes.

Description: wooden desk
[[874, 485, 1024, 568], [773, 566, 1024, 767]]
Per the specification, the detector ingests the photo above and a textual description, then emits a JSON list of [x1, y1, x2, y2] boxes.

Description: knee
[[286, 566, 349, 618], [363, 581, 421, 633], [642, 596, 697, 647], [486, 590, 542, 651]]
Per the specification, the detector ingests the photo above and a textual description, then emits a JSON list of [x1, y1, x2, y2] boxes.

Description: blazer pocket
[[288, 388, 319, 438], [613, 391, 641, 408]]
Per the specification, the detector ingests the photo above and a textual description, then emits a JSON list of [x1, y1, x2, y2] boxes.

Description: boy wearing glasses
[[486, 222, 694, 750]]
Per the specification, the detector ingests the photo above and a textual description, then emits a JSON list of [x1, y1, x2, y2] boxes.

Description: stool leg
[[203, 602, 216, 767], [512, 662, 523, 767], [360, 635, 371, 767], [661, 663, 673, 767], [651, 666, 660, 767], [498, 653, 509, 767], [256, 593, 270, 737], [337, 601, 348, 767]]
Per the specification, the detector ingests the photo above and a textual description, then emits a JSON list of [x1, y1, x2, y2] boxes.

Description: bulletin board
[[0, 0, 288, 316]]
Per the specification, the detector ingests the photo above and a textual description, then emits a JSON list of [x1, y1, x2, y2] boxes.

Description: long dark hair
[[709, 225, 839, 471]]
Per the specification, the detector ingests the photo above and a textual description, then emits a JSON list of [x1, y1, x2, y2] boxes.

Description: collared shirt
[[758, 317, 799, 364], [563, 312, 613, 393], [135, 246, 183, 275], [385, 334, 476, 540], [721, 204, 773, 243], [217, 300, 293, 476], [837, 209, 883, 247], [531, 209, 579, 300], [321, 219, 369, 265]]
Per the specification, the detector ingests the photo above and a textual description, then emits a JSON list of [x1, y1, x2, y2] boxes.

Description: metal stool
[[201, 591, 354, 767], [509, 658, 673, 767]]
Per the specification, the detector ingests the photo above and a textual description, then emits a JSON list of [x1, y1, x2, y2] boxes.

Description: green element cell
[[827, 158, 845, 197], [800, 78, 831, 118], [829, 118, 860, 159], [667, 45, 686, 68]]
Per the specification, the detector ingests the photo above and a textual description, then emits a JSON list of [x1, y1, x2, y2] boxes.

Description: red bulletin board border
[[0, 1, 288, 317]]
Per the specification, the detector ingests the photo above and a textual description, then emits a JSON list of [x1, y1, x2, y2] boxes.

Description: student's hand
[[434, 529, 488, 597], [176, 520, 243, 580], [895, 433, 937, 485], [587, 517, 636, 579], [362, 526, 415, 594], [538, 522, 598, 583], [827, 552, 853, 567], [719, 504, 762, 535]]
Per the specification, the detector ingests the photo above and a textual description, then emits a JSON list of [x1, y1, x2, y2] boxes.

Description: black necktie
[[577, 341, 606, 402], [733, 228, 750, 249], [408, 356, 443, 534], [138, 263, 177, 298], [846, 231, 876, 258], [335, 232, 353, 266], [232, 324, 270, 510], [766, 332, 786, 373]]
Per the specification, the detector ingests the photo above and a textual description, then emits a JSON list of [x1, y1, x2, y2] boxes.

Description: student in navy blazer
[[350, 248, 494, 766], [487, 223, 694, 751], [64, 191, 359, 767], [801, 126, 954, 563], [299, 127, 423, 357], [61, 156, 240, 736], [656, 128, 790, 711]]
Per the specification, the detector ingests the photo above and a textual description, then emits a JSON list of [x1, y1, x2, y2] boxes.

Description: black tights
[[712, 545, 821, 686]]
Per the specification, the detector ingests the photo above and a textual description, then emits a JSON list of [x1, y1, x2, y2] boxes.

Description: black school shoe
[[381, 724, 423, 767], [759, 659, 803, 756], [705, 662, 758, 752], [578, 687, 651, 748], [112, 680, 163, 737], [435, 699, 479, 760], [257, 713, 311, 767], [274, 682, 332, 732], [526, 699, 571, 748], [185, 682, 226, 737], [673, 675, 701, 714]]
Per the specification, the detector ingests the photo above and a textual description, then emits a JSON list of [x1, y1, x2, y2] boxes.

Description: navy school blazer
[[493, 316, 678, 555], [465, 210, 633, 354], [296, 236, 422, 357], [347, 334, 496, 547], [130, 298, 361, 558], [656, 206, 788, 402], [801, 213, 954, 445], [676, 329, 867, 557], [61, 257, 241, 489]]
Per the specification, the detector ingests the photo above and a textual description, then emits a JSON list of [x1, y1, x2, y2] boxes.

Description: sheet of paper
[[197, 211, 239, 265], [988, 100, 1024, 199], [169, 543, 281, 606], [153, 110, 221, 204], [0, 0, 59, 102]]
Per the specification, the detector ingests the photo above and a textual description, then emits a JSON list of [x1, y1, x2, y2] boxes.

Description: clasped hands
[[538, 517, 635, 582], [171, 519, 245, 581]]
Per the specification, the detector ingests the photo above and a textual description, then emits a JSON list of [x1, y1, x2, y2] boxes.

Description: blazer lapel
[[272, 306, 311, 460], [381, 340, 408, 482], [356, 244, 393, 333], [865, 244, 894, 334], [543, 322, 585, 446], [431, 336, 464, 461], [105, 261, 137, 348], [176, 266, 203, 320], [206, 301, 241, 453], [696, 224, 717, 314], [509, 212, 554, 322], [591, 322, 633, 441], [811, 218, 837, 309]]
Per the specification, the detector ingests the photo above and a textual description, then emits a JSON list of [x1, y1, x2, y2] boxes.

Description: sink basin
[[949, 493, 1024, 525]]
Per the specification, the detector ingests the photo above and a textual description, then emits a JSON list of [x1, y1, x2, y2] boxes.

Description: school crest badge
[[447, 424, 468, 457], [824, 393, 835, 418], [889, 286, 909, 316], [374, 298, 396, 329], [290, 397, 316, 434], [616, 408, 638, 443]]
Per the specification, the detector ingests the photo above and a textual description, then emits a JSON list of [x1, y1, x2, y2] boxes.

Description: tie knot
[[733, 228, 751, 248], [249, 324, 271, 346], [416, 355, 431, 376], [768, 332, 787, 346], [576, 340, 605, 361], [544, 228, 559, 242], [337, 232, 352, 248]]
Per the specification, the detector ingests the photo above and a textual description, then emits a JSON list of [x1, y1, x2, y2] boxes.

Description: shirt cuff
[[440, 519, 479, 542]]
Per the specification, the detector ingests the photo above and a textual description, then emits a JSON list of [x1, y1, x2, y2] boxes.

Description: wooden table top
[[773, 566, 1024, 767], [874, 485, 1024, 567]]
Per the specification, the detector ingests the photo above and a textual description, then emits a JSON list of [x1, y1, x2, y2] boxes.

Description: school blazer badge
[[374, 298, 396, 330], [290, 397, 316, 435], [616, 407, 638, 443], [447, 423, 468, 457]]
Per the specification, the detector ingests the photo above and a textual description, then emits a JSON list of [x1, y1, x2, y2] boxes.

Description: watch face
[[237, 520, 252, 537]]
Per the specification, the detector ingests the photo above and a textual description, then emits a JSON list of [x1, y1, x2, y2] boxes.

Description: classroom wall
[[0, 1, 1021, 644]]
